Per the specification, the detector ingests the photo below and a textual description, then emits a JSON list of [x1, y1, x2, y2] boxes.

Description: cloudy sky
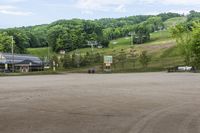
[[0, 0, 199, 28]]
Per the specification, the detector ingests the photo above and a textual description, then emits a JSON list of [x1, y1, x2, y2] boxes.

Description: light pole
[[11, 36, 14, 73]]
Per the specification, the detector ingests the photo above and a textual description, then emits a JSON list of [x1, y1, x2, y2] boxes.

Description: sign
[[105, 63, 111, 66], [104, 56, 113, 64], [5, 64, 8, 70], [53, 61, 56, 71]]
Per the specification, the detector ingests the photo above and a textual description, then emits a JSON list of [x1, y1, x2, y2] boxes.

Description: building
[[0, 53, 43, 72]]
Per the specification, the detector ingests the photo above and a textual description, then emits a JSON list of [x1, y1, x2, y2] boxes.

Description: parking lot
[[0, 73, 200, 133]]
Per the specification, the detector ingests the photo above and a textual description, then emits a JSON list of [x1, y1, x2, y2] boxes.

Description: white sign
[[5, 64, 8, 70], [104, 56, 113, 64], [105, 63, 111, 66]]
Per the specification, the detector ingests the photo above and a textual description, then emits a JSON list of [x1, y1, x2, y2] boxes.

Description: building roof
[[0, 52, 43, 65]]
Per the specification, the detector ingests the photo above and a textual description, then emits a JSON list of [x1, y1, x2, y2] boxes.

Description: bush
[[100, 39, 110, 48], [139, 51, 151, 68]]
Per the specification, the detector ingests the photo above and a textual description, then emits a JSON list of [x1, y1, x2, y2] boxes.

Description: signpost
[[104, 56, 113, 72], [104, 56, 113, 64], [53, 61, 56, 71], [5, 64, 8, 71]]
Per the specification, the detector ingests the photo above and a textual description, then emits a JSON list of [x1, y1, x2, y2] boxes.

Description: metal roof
[[0, 52, 43, 65]]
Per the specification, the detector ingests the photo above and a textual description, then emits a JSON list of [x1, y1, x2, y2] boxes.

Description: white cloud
[[43, 3, 71, 8], [162, 0, 200, 5], [0, 4, 33, 16], [1, 0, 27, 3], [115, 5, 127, 13], [145, 10, 191, 15], [0, 5, 15, 10], [11, 0, 26, 2], [0, 10, 32, 16], [168, 9, 190, 14], [75, 0, 200, 15], [81, 10, 94, 15], [140, 0, 200, 5], [76, 0, 130, 14]]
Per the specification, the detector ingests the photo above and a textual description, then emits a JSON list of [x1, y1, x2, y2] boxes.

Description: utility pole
[[91, 43, 94, 52], [75, 49, 80, 68], [11, 36, 14, 73], [131, 33, 134, 45], [130, 32, 134, 45], [129, 32, 133, 46]]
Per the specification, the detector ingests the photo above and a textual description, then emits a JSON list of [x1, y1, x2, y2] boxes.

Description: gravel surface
[[0, 73, 200, 133]]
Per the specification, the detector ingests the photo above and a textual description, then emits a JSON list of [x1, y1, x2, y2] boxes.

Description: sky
[[0, 0, 199, 28]]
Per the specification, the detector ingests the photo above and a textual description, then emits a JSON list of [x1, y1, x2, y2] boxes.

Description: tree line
[[171, 10, 200, 69], [0, 12, 186, 54], [51, 47, 151, 71]]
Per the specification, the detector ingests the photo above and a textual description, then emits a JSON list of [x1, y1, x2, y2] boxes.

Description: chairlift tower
[[87, 41, 98, 52]]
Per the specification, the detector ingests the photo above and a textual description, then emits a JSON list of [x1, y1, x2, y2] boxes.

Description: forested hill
[[0, 11, 199, 54]]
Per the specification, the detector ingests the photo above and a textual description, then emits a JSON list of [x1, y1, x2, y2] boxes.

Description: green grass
[[69, 30, 183, 73], [160, 46, 180, 58], [164, 17, 187, 29], [150, 30, 171, 41], [27, 30, 173, 56], [27, 47, 50, 58], [26, 28, 184, 73]]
